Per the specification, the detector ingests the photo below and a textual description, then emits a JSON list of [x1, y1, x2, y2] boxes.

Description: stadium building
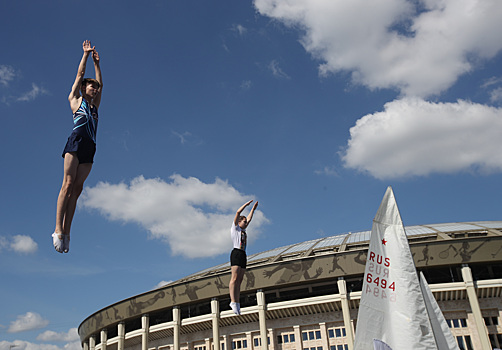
[[79, 221, 502, 350]]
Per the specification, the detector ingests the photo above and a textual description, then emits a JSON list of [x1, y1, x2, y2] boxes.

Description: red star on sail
[[381, 238, 387, 245]]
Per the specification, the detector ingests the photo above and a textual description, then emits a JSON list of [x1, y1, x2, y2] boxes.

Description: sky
[[1, 0, 502, 349]]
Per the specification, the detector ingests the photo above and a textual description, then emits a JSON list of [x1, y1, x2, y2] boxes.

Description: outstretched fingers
[[82, 40, 95, 53]]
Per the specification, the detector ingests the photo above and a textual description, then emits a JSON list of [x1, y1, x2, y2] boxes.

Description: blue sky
[[1, 0, 502, 349]]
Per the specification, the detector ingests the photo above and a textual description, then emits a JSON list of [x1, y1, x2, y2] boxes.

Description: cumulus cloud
[[0, 341, 61, 350], [36, 328, 79, 343], [10, 235, 38, 254], [81, 175, 268, 258], [254, 0, 502, 97], [17, 83, 48, 102], [0, 235, 37, 254], [0, 340, 80, 350], [341, 98, 502, 179], [0, 65, 16, 86], [8, 312, 49, 333]]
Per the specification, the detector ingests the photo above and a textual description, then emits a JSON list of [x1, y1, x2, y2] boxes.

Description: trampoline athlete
[[229, 200, 258, 315], [52, 40, 103, 253]]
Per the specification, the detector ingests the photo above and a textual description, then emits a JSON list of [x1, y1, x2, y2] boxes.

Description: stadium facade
[[79, 221, 502, 350]]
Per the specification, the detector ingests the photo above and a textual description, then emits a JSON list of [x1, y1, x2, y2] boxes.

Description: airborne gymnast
[[52, 40, 103, 253], [229, 200, 258, 315]]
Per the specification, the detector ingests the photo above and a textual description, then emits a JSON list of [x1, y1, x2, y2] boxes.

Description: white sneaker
[[229, 302, 239, 315], [52, 232, 64, 253]]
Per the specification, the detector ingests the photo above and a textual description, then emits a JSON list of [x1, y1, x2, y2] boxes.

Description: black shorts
[[62, 133, 96, 164], [230, 248, 247, 269]]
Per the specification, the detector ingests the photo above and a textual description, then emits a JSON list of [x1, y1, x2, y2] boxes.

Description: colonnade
[[82, 265, 494, 350]]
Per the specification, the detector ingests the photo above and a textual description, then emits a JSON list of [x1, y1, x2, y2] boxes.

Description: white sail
[[354, 186, 437, 350], [372, 339, 392, 350], [420, 272, 460, 350]]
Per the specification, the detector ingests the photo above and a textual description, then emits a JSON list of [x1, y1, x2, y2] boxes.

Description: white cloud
[[171, 130, 192, 145], [36, 328, 79, 343], [314, 166, 339, 177], [81, 175, 268, 258], [481, 76, 502, 89], [341, 98, 502, 179], [10, 235, 38, 254], [0, 340, 79, 350], [153, 280, 173, 289], [16, 83, 48, 102], [8, 312, 49, 333], [0, 65, 16, 86], [0, 236, 8, 250], [240, 80, 252, 90], [490, 87, 502, 103], [231, 24, 247, 36], [0, 341, 62, 350], [268, 60, 290, 79], [0, 235, 37, 254], [254, 0, 502, 97]]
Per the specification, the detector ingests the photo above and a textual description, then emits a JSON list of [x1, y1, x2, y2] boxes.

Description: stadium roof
[[181, 221, 502, 281]]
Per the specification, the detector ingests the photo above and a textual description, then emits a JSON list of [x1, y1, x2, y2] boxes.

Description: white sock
[[229, 302, 239, 315]]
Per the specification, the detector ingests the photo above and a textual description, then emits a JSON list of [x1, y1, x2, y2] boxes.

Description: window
[[328, 327, 346, 338], [278, 332, 295, 347], [303, 333, 308, 341], [447, 319, 467, 328], [309, 332, 315, 340], [488, 333, 502, 349], [456, 335, 473, 350], [484, 316, 499, 326], [232, 341, 246, 349], [315, 331, 321, 340], [254, 337, 266, 347]]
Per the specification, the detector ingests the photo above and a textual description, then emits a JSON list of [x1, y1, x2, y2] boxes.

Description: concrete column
[[267, 329, 274, 350], [173, 307, 181, 350], [222, 335, 229, 350], [211, 298, 220, 350], [205, 338, 211, 350], [293, 326, 301, 350], [319, 323, 329, 350], [245, 332, 252, 350], [83, 341, 89, 350], [100, 330, 108, 350], [461, 265, 491, 349], [257, 290, 268, 350], [89, 336, 96, 350], [141, 315, 149, 350], [337, 278, 354, 350], [118, 322, 125, 350]]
